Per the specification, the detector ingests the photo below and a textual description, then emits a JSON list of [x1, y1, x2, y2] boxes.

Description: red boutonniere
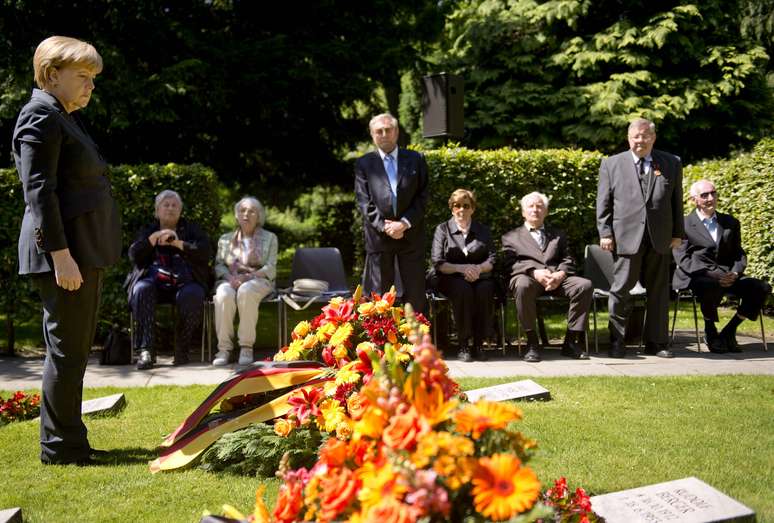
[[652, 162, 662, 176]]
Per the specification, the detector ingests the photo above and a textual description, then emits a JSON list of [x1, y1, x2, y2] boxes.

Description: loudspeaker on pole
[[421, 73, 464, 139]]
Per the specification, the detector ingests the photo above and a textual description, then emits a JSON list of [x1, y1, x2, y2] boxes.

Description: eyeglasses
[[452, 202, 471, 210], [698, 191, 717, 199]]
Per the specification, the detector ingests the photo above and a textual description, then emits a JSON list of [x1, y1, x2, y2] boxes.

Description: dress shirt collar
[[630, 151, 653, 164], [696, 209, 717, 222], [377, 146, 399, 162], [524, 223, 544, 233]]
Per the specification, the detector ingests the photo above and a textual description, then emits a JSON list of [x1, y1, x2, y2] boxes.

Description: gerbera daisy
[[471, 454, 540, 521]]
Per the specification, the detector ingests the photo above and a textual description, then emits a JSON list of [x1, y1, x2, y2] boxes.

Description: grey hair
[[369, 113, 398, 132], [154, 189, 183, 210], [520, 191, 550, 211], [689, 179, 715, 198], [234, 196, 265, 228], [628, 118, 656, 134]]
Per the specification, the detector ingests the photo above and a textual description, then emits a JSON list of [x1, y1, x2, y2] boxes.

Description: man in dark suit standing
[[673, 179, 771, 353], [355, 113, 429, 314], [597, 118, 684, 358], [502, 191, 592, 362]]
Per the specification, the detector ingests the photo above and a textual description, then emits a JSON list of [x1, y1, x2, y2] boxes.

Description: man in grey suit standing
[[355, 113, 429, 314], [597, 118, 684, 358]]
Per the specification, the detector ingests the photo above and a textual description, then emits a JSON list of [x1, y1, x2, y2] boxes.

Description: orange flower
[[472, 454, 540, 521], [412, 383, 458, 426], [273, 479, 305, 523], [358, 302, 376, 317], [382, 406, 422, 450], [274, 418, 293, 437], [361, 498, 416, 523], [318, 466, 360, 522], [357, 459, 407, 511], [454, 400, 522, 439], [319, 438, 349, 467], [347, 393, 369, 421], [354, 406, 389, 440], [253, 485, 270, 523]]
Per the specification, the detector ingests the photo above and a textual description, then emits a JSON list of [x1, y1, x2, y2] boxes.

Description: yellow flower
[[413, 383, 458, 426], [335, 419, 353, 440], [329, 296, 345, 308], [323, 380, 339, 396], [375, 299, 391, 315], [356, 341, 376, 353], [335, 366, 361, 386], [317, 322, 337, 343], [472, 454, 540, 521], [333, 344, 349, 359], [353, 406, 389, 440], [357, 460, 406, 511], [302, 333, 318, 349], [358, 302, 376, 316], [253, 485, 270, 523], [318, 398, 345, 433], [454, 400, 522, 439], [292, 320, 311, 339], [274, 418, 293, 437]]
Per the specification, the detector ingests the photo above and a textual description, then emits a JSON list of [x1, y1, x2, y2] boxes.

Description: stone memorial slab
[[0, 507, 22, 523], [464, 379, 550, 402], [81, 393, 126, 417], [590, 476, 755, 523]]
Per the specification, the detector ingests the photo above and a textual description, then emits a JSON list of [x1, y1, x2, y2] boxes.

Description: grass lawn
[[1, 376, 772, 522]]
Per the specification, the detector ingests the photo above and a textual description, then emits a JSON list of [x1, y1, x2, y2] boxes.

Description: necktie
[[530, 228, 545, 250], [704, 217, 718, 243], [638, 158, 650, 197], [384, 154, 398, 214]]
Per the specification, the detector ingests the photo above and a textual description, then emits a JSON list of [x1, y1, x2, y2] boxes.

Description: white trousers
[[214, 278, 272, 351]]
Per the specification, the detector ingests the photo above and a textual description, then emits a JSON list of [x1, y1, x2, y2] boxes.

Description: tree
[[0, 0, 449, 191], [426, 0, 773, 162]]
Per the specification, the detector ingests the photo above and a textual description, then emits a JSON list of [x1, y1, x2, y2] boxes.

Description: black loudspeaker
[[422, 73, 464, 138]]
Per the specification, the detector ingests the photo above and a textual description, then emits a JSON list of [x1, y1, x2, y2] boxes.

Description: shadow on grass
[[96, 446, 158, 466]]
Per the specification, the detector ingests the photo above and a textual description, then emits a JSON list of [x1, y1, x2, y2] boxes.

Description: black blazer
[[125, 218, 212, 297], [354, 148, 429, 253], [13, 89, 121, 274], [672, 211, 747, 290], [501, 223, 578, 290], [431, 218, 495, 272]]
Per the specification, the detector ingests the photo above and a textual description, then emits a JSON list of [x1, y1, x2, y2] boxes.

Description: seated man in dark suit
[[502, 192, 593, 362], [673, 179, 771, 352]]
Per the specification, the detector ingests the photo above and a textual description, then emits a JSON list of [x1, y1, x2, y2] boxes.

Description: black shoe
[[561, 340, 589, 360], [523, 346, 541, 363], [703, 334, 728, 353], [173, 352, 190, 366], [42, 456, 97, 466], [721, 331, 741, 353], [458, 349, 473, 363], [474, 347, 489, 362], [136, 349, 153, 370], [644, 342, 675, 358], [608, 340, 626, 358], [89, 447, 109, 457]]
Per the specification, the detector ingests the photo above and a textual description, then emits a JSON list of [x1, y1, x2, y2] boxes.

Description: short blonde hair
[[33, 36, 103, 89], [448, 188, 476, 210]]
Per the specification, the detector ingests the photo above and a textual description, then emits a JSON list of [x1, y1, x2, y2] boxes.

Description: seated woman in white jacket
[[212, 196, 278, 365]]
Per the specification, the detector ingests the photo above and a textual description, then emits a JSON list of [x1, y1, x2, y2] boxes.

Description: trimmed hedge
[[0, 163, 223, 349], [683, 138, 774, 289]]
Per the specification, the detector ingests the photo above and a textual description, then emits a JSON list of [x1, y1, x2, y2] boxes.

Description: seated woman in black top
[[126, 190, 211, 369], [430, 189, 496, 362]]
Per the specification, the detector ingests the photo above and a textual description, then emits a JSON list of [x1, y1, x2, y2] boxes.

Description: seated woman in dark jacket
[[126, 189, 211, 369], [431, 188, 496, 362]]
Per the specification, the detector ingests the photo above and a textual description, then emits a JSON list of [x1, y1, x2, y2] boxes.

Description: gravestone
[[590, 476, 755, 523], [81, 393, 126, 417], [464, 379, 550, 402], [0, 507, 22, 523]]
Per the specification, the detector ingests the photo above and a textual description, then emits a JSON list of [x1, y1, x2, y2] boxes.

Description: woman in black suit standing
[[430, 189, 497, 362], [13, 36, 121, 465]]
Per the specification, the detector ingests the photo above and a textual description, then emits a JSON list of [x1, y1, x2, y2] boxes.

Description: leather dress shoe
[[608, 340, 626, 358], [561, 340, 589, 360], [703, 334, 727, 354], [89, 447, 109, 457], [136, 349, 153, 370], [721, 332, 741, 353], [42, 456, 97, 467], [173, 352, 190, 366], [523, 346, 541, 363], [644, 343, 675, 358]]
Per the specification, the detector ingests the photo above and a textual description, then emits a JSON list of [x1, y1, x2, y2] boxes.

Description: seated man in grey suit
[[502, 191, 592, 362], [673, 179, 771, 353]]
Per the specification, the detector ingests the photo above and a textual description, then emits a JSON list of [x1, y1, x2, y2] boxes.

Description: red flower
[[288, 387, 324, 425], [273, 479, 305, 523]]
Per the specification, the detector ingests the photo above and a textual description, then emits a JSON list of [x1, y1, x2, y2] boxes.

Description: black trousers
[[436, 274, 496, 347], [363, 248, 427, 315], [609, 232, 670, 344], [34, 268, 103, 464], [690, 275, 771, 323]]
